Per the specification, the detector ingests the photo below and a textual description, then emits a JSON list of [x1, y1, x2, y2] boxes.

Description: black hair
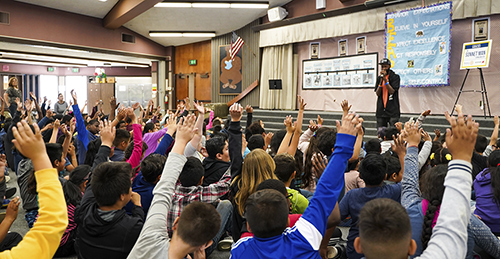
[[256, 179, 288, 196], [113, 129, 131, 147], [179, 157, 205, 187], [247, 121, 265, 137], [475, 134, 488, 153], [302, 127, 333, 188], [88, 119, 99, 126], [273, 153, 296, 183], [365, 139, 382, 154], [359, 153, 387, 186], [177, 202, 221, 247], [269, 129, 287, 157], [84, 138, 102, 166], [116, 120, 126, 129], [143, 122, 155, 135], [358, 198, 412, 257], [245, 189, 289, 238], [205, 137, 226, 159], [3, 118, 12, 132], [429, 147, 452, 167], [248, 135, 265, 151], [63, 165, 91, 206], [125, 140, 149, 161], [347, 158, 360, 172], [62, 114, 73, 125], [384, 155, 401, 180], [317, 130, 337, 157], [384, 127, 399, 141], [91, 162, 132, 207], [46, 143, 63, 166], [420, 164, 448, 249], [487, 150, 500, 205], [141, 154, 167, 183]]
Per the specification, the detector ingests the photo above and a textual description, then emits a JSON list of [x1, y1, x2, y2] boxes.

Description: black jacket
[[375, 69, 401, 118], [202, 157, 230, 186], [74, 186, 144, 259]]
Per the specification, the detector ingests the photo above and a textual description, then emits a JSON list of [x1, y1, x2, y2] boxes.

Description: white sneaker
[[4, 176, 10, 183]]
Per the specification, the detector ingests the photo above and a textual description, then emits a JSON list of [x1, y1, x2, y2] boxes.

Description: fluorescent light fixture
[[98, 0, 107, 2], [191, 2, 230, 8], [0, 58, 87, 67], [230, 3, 268, 8], [182, 32, 216, 37], [150, 32, 184, 37], [149, 31, 216, 37], [154, 2, 192, 7]]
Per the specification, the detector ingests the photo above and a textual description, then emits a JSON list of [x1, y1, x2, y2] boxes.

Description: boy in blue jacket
[[231, 113, 362, 259]]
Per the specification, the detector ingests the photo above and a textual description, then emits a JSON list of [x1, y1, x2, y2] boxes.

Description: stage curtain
[[259, 44, 297, 109], [260, 0, 500, 48]]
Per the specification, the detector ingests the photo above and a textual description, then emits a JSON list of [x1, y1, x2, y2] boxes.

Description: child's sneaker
[[217, 237, 233, 251]]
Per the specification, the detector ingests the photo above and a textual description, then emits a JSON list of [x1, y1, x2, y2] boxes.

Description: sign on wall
[[385, 2, 452, 87], [219, 45, 242, 95], [460, 40, 492, 69], [302, 53, 378, 89]]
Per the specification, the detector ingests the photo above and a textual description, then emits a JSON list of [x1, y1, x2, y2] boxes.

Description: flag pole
[[244, 42, 257, 57]]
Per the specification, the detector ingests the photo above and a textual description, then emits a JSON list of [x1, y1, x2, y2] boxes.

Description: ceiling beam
[[103, 0, 162, 30]]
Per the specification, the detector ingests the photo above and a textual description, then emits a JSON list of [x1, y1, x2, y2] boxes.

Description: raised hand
[[166, 115, 178, 135], [455, 104, 463, 115], [100, 119, 116, 147], [71, 89, 77, 105], [312, 152, 328, 176], [284, 115, 295, 133], [245, 105, 253, 113], [53, 119, 61, 129], [193, 101, 205, 114], [30, 92, 36, 101], [421, 109, 431, 117], [421, 130, 432, 142], [110, 97, 119, 111], [132, 102, 140, 111], [317, 115, 324, 126], [5, 197, 20, 223], [341, 100, 352, 115], [298, 95, 307, 110], [126, 108, 137, 124], [404, 121, 422, 147], [264, 132, 273, 148], [116, 108, 126, 121], [445, 111, 479, 162], [391, 133, 407, 158], [61, 123, 71, 138], [12, 121, 47, 163], [70, 118, 76, 134], [68, 144, 76, 157], [229, 103, 243, 122], [176, 114, 197, 144], [308, 120, 319, 132], [336, 113, 362, 136], [184, 97, 191, 111], [395, 122, 403, 132]]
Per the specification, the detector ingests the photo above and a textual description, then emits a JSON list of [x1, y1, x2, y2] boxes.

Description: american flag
[[230, 32, 244, 60]]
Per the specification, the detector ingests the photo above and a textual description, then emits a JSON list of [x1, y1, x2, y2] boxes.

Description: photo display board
[[385, 2, 452, 87], [302, 53, 378, 89], [460, 40, 492, 69]]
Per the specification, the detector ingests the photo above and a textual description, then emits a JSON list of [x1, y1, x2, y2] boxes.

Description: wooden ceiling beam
[[103, 0, 161, 29]]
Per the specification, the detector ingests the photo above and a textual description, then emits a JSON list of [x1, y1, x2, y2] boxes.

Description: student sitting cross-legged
[[230, 113, 362, 259], [354, 111, 479, 259], [128, 114, 221, 259]]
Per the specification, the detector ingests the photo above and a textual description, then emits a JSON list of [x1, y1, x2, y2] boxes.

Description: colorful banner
[[385, 2, 452, 87], [460, 40, 492, 69]]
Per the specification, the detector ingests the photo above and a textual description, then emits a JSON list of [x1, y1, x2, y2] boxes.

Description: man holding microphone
[[375, 58, 401, 129]]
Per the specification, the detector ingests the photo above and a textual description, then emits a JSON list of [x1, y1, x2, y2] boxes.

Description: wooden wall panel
[[175, 40, 211, 102]]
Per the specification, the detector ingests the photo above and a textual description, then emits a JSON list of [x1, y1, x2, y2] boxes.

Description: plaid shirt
[[167, 169, 231, 235]]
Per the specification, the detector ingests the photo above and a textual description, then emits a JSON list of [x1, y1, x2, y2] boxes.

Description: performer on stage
[[375, 58, 400, 128]]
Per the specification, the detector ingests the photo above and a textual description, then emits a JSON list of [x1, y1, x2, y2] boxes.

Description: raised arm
[[277, 115, 294, 155], [228, 103, 243, 179], [484, 116, 499, 157], [349, 120, 365, 162], [108, 97, 119, 122], [49, 119, 60, 144], [154, 116, 177, 156], [92, 120, 115, 171], [189, 101, 206, 150], [128, 115, 196, 258], [419, 111, 478, 259], [125, 108, 143, 168], [245, 105, 253, 129], [418, 131, 432, 170], [400, 122, 423, 209], [287, 96, 306, 156], [71, 90, 89, 147]]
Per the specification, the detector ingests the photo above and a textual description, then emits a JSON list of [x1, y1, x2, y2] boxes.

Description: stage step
[[240, 109, 495, 141]]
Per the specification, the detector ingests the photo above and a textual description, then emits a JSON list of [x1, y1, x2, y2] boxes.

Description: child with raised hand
[[6, 121, 68, 257], [231, 113, 362, 259], [400, 119, 500, 258], [128, 114, 221, 259], [356, 111, 479, 259]]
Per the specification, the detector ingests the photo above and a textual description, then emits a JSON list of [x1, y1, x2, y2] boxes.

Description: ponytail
[[421, 199, 441, 249]]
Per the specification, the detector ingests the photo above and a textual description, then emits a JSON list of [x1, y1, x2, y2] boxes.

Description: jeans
[[299, 189, 314, 201], [376, 117, 400, 129], [206, 200, 232, 256]]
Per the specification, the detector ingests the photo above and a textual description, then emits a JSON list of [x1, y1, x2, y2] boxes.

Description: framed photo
[[338, 39, 347, 56], [219, 45, 242, 95], [473, 18, 489, 42], [356, 36, 366, 54], [310, 42, 320, 59]]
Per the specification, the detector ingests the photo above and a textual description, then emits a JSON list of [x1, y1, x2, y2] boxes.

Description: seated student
[[167, 156, 231, 256], [230, 113, 361, 258], [110, 129, 131, 162], [71, 89, 100, 165], [339, 153, 401, 259], [474, 150, 500, 235], [128, 114, 222, 259], [356, 113, 477, 259], [400, 120, 500, 258], [380, 127, 399, 154], [384, 155, 402, 184], [273, 153, 309, 214], [130, 154, 167, 214], [75, 120, 144, 259], [472, 134, 488, 178], [247, 135, 266, 151], [345, 159, 365, 193], [18, 143, 66, 228], [142, 121, 169, 158], [4, 120, 68, 258], [56, 165, 91, 257], [364, 138, 381, 154], [202, 136, 230, 186]]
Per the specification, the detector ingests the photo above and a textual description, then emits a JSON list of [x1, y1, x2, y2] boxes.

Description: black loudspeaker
[[269, 79, 282, 90]]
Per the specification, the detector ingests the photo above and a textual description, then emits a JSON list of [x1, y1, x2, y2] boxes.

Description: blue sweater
[[73, 104, 98, 165], [230, 133, 355, 259]]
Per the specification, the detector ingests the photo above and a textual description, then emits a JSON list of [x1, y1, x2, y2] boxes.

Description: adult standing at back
[[54, 93, 68, 116], [375, 58, 400, 128], [5, 77, 21, 116]]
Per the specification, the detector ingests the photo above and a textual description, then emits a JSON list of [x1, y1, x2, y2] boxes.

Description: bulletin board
[[302, 52, 378, 90]]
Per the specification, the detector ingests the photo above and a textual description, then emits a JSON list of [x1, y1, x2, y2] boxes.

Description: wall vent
[[122, 33, 135, 43], [0, 12, 10, 25]]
